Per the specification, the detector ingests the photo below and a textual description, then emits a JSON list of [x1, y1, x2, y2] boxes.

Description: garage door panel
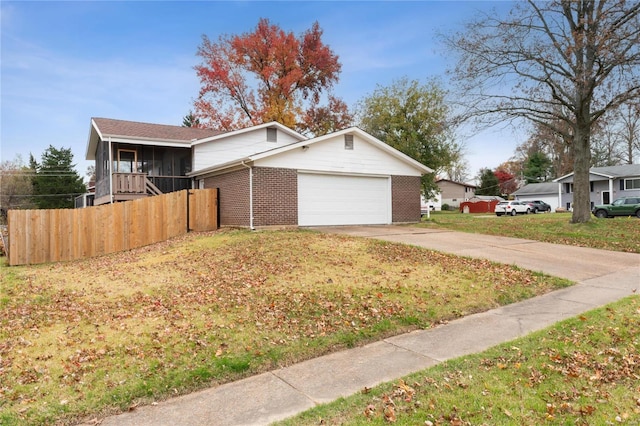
[[298, 174, 390, 226]]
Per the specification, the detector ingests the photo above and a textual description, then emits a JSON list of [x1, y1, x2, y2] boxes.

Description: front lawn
[[420, 211, 640, 253], [0, 229, 571, 425], [276, 296, 640, 426]]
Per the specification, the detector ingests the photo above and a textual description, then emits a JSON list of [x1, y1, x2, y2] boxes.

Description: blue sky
[[1, 1, 521, 182]]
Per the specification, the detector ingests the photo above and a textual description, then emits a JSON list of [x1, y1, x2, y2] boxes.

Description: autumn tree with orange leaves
[[194, 19, 352, 134]]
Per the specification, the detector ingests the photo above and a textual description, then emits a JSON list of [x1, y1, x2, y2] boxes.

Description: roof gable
[[190, 127, 433, 177], [191, 121, 306, 145], [251, 127, 433, 173]]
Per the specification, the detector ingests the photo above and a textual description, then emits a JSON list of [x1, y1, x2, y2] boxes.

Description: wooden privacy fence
[[7, 189, 218, 266]]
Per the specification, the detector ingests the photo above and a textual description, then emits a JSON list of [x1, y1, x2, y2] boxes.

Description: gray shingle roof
[[590, 164, 640, 177], [513, 182, 559, 196]]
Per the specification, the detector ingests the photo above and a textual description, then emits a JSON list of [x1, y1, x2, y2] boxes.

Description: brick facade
[[205, 168, 420, 227], [202, 168, 250, 227], [252, 167, 298, 226], [392, 175, 421, 223]]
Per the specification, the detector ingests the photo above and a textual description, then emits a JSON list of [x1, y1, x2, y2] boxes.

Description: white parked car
[[495, 200, 531, 216]]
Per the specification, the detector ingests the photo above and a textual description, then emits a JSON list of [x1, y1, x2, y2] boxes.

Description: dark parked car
[[526, 200, 552, 213], [592, 197, 640, 218]]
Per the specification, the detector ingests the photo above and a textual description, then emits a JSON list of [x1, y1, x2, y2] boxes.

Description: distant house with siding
[[553, 164, 640, 210], [437, 179, 476, 208]]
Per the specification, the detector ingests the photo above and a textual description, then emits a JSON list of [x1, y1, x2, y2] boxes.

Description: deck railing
[[112, 173, 149, 194]]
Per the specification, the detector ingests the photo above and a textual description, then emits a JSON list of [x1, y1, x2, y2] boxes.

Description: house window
[[267, 128, 277, 142], [624, 178, 640, 190], [564, 183, 573, 193], [590, 182, 594, 192], [344, 134, 354, 150]]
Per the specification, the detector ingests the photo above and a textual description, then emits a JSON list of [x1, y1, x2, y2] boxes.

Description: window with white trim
[[624, 178, 640, 190]]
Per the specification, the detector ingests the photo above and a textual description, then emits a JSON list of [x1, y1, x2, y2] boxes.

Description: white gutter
[[241, 161, 254, 230], [108, 137, 114, 204]]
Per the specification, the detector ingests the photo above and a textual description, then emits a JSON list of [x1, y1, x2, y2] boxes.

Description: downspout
[[241, 161, 254, 230], [108, 137, 114, 204]]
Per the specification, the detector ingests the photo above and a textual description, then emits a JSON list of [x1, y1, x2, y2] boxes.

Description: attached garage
[[192, 126, 433, 227], [298, 173, 391, 226]]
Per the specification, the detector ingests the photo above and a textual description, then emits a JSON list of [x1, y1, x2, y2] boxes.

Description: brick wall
[[253, 167, 298, 226], [392, 175, 421, 222], [203, 168, 250, 227]]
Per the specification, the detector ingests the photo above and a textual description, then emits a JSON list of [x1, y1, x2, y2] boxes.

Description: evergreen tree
[[523, 151, 553, 183], [31, 146, 86, 209], [475, 168, 500, 196], [182, 111, 200, 128]]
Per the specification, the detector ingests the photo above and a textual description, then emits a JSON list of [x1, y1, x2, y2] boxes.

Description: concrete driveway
[[312, 225, 640, 283]]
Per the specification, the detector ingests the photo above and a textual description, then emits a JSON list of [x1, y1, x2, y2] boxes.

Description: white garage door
[[298, 173, 391, 226]]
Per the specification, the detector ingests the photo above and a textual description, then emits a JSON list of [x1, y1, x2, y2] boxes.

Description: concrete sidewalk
[[93, 226, 639, 426]]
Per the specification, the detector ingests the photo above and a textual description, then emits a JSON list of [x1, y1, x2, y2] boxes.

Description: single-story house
[[553, 164, 640, 210], [512, 182, 560, 211], [85, 118, 433, 227], [436, 179, 476, 208]]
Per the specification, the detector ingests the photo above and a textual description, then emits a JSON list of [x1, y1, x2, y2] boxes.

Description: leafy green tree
[[357, 77, 462, 197], [475, 168, 500, 196], [523, 151, 553, 183], [31, 146, 86, 209]]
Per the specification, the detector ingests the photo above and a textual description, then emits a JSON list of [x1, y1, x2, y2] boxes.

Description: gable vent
[[267, 128, 277, 142], [344, 134, 354, 150]]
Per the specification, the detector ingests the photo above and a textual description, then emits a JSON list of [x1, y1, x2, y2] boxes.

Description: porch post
[[108, 137, 114, 204], [609, 178, 613, 203]]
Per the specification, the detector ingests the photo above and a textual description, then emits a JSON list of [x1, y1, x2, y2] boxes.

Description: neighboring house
[[436, 179, 476, 208], [85, 118, 433, 227], [553, 164, 640, 210], [513, 182, 560, 211]]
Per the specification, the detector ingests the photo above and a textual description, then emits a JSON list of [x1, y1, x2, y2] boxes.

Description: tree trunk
[[571, 123, 592, 223]]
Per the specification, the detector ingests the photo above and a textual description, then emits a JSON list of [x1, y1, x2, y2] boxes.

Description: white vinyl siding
[[298, 173, 391, 226], [256, 134, 421, 176], [193, 129, 301, 171]]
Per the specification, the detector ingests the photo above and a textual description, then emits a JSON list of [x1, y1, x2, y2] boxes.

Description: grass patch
[[420, 211, 640, 253], [0, 229, 570, 425], [275, 296, 640, 426]]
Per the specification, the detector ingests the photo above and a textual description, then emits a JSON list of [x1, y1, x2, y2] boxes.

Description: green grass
[[275, 296, 640, 426], [0, 229, 571, 425], [419, 211, 640, 253]]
